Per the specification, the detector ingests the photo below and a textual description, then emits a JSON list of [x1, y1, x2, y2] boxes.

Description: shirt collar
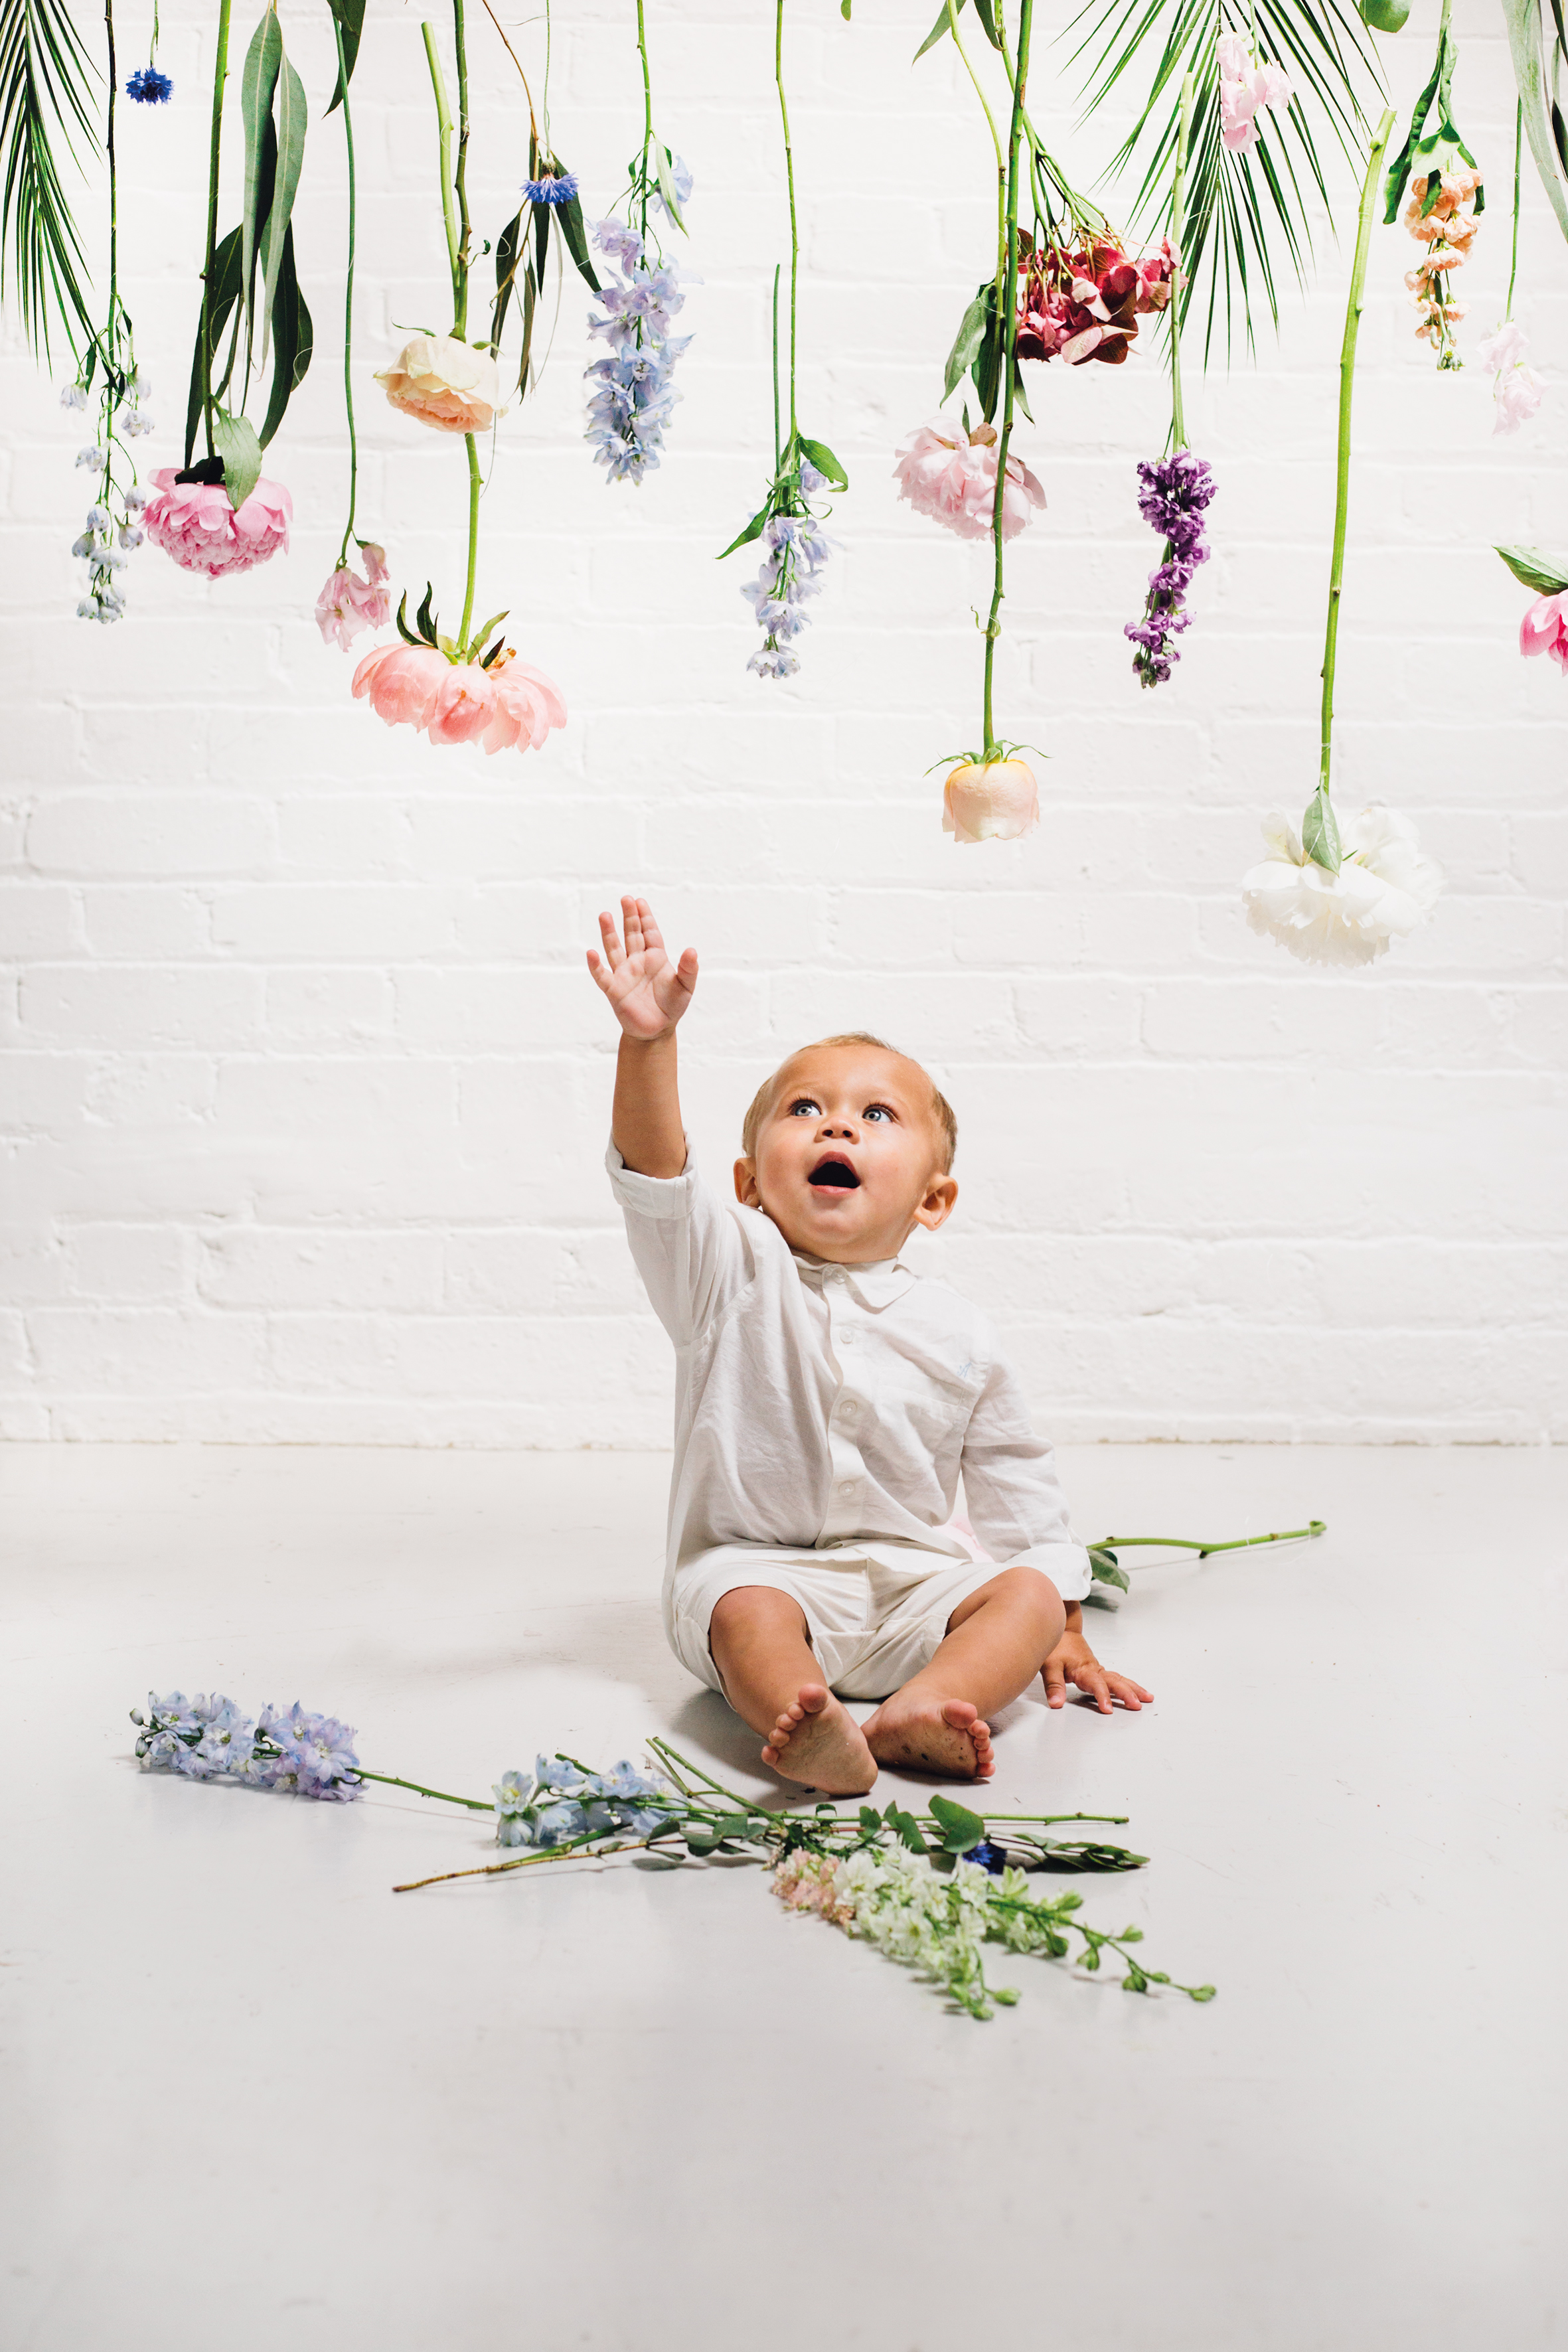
[[791, 1251, 920, 1309]]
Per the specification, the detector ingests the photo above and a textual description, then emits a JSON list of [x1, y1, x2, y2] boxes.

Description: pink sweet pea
[[315, 544, 392, 650], [1520, 592, 1568, 673], [892, 421, 1045, 542], [144, 468, 291, 579], [1216, 33, 1291, 153]]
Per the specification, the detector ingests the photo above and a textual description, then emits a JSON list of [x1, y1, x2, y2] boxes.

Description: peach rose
[[942, 757, 1040, 844], [374, 333, 504, 435]]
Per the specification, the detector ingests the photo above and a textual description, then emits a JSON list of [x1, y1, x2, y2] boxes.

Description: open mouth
[[809, 1155, 860, 1191]]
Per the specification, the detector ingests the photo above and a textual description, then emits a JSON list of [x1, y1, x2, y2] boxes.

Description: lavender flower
[[745, 507, 832, 680], [1125, 451, 1215, 687], [584, 218, 692, 485], [523, 171, 579, 204], [126, 64, 173, 102]]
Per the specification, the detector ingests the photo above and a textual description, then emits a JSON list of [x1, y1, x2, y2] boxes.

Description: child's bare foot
[[862, 1695, 994, 1780], [761, 1684, 878, 1795]]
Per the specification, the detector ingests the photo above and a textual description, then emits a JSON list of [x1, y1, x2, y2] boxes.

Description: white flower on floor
[[1241, 805, 1443, 967]]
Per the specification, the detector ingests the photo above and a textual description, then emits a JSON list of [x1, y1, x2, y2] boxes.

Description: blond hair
[[741, 1033, 957, 1171]]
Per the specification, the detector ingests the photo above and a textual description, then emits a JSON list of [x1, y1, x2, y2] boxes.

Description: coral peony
[[352, 643, 566, 757], [943, 757, 1040, 844], [316, 544, 393, 650], [143, 467, 291, 579], [1216, 33, 1291, 153], [894, 422, 1045, 542], [1519, 591, 1568, 673], [374, 333, 503, 435], [1241, 806, 1442, 966]]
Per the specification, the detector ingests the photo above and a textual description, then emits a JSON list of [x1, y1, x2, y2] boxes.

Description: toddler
[[589, 896, 1150, 1795]]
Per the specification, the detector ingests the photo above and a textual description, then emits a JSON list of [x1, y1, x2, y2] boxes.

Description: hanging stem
[[771, 262, 782, 471], [458, 434, 481, 650], [422, 23, 461, 318], [334, 15, 358, 567], [775, 0, 799, 443], [981, 0, 1031, 761], [200, 0, 234, 460], [104, 0, 118, 343], [1506, 97, 1522, 319], [1169, 72, 1193, 455], [1319, 108, 1396, 806], [636, 0, 654, 240], [451, 0, 471, 335], [946, 0, 1005, 263]]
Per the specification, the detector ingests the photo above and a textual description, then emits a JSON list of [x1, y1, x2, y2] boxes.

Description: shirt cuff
[[605, 1136, 698, 1220], [1004, 1541, 1093, 1603]]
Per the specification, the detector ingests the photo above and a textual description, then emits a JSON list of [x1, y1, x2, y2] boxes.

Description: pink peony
[[943, 757, 1040, 844], [893, 421, 1045, 543], [351, 643, 568, 757], [1217, 33, 1291, 153], [144, 467, 291, 579], [315, 544, 392, 650], [374, 333, 503, 435], [1520, 591, 1568, 674]]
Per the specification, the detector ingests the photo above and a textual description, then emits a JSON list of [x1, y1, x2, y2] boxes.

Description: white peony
[[1241, 804, 1443, 967]]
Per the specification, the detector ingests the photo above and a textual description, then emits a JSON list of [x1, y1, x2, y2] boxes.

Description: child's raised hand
[[588, 895, 698, 1041]]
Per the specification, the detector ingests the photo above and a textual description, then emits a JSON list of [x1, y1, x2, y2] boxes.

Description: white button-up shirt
[[608, 1144, 1091, 1601]]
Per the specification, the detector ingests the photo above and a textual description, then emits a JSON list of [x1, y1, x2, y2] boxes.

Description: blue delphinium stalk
[[133, 1692, 364, 1799], [744, 466, 832, 678], [584, 215, 692, 485], [1125, 451, 1215, 687], [493, 1755, 674, 1848]]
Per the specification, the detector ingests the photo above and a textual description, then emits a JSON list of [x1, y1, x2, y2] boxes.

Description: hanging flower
[[943, 755, 1040, 844], [315, 543, 392, 650], [351, 642, 566, 757], [1403, 169, 1481, 369], [1016, 236, 1174, 368], [522, 169, 580, 204], [1241, 806, 1442, 966], [1215, 33, 1291, 153], [375, 333, 504, 435], [1476, 319, 1543, 435], [743, 495, 834, 679], [893, 420, 1045, 542], [1125, 451, 1215, 686], [143, 468, 291, 579], [584, 216, 692, 484], [126, 64, 173, 102], [1519, 591, 1568, 672]]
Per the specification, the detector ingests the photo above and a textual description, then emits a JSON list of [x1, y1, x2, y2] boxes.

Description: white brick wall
[[1, 0, 1563, 1445]]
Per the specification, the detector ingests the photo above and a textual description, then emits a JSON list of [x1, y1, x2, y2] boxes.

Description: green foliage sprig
[[0, 0, 98, 359]]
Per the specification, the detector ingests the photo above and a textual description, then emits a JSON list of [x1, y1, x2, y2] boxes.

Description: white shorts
[[667, 1543, 1010, 1703]]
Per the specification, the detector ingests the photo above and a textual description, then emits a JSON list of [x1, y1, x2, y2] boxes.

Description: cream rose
[[374, 333, 504, 435]]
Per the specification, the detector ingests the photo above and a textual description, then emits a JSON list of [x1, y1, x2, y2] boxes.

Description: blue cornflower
[[963, 1841, 1008, 1875], [523, 171, 578, 204], [127, 65, 173, 102]]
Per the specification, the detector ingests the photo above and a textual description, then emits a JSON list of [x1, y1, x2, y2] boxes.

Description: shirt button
[[838, 1326, 858, 1345], [837, 1480, 854, 1496], [840, 1400, 859, 1419]]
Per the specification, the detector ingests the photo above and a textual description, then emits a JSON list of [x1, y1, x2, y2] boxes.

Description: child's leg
[[708, 1585, 878, 1796], [861, 1566, 1065, 1780]]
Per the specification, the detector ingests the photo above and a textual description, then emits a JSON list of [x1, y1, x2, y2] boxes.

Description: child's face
[[733, 1045, 957, 1263]]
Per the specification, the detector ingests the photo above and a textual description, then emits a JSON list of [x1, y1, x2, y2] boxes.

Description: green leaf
[[492, 206, 522, 351], [185, 224, 244, 466], [1301, 785, 1342, 874], [797, 434, 848, 490], [1188, 1984, 1218, 2002], [841, 0, 852, 16], [1496, 542, 1568, 596], [211, 406, 263, 511], [554, 189, 601, 293], [325, 0, 366, 112], [929, 1793, 986, 1853], [416, 582, 438, 644], [1506, 0, 1568, 244], [239, 8, 282, 349], [884, 1803, 927, 1855], [257, 224, 311, 446], [858, 1805, 882, 1834], [258, 43, 307, 370], [943, 285, 992, 401], [467, 608, 509, 657], [395, 591, 421, 648], [973, 0, 1004, 42], [1089, 1545, 1131, 1592], [717, 502, 771, 560], [654, 139, 687, 234], [0, 0, 100, 359], [914, 0, 964, 60]]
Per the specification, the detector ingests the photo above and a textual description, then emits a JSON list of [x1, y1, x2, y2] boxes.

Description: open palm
[[587, 896, 698, 1040]]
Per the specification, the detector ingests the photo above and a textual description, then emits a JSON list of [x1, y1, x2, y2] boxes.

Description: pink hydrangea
[[351, 643, 567, 757], [143, 468, 291, 579], [892, 421, 1045, 542], [315, 544, 392, 650], [1216, 33, 1291, 153], [1520, 591, 1568, 674]]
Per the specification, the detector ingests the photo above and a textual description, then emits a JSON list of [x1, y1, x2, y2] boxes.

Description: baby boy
[[589, 896, 1150, 1795]]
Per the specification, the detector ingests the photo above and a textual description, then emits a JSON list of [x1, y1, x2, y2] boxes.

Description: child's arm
[[1042, 1606, 1153, 1715], [586, 895, 698, 1178]]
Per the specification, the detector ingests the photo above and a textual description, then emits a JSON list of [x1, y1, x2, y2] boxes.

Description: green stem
[[422, 21, 461, 320], [459, 431, 481, 651], [775, 0, 798, 441], [982, 0, 1030, 761], [1091, 1522, 1326, 1557], [200, 0, 234, 460], [1320, 108, 1395, 802], [1506, 97, 1522, 320], [356, 1768, 492, 1811], [335, 13, 358, 568], [771, 262, 782, 471], [1169, 72, 1192, 454], [451, 0, 471, 336], [104, 0, 117, 341], [946, 0, 1005, 263], [635, 0, 654, 240]]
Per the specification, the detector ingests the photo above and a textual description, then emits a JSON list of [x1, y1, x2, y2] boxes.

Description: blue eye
[[789, 1099, 818, 1117], [864, 1105, 893, 1123]]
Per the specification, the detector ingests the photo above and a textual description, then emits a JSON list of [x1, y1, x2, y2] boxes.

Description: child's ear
[[911, 1175, 958, 1233], [734, 1156, 761, 1207]]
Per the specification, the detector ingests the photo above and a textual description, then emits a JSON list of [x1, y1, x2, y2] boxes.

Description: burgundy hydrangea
[[1125, 451, 1215, 688]]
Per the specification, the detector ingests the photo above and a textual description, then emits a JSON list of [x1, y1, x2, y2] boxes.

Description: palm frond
[[1067, 0, 1382, 362], [0, 0, 98, 362]]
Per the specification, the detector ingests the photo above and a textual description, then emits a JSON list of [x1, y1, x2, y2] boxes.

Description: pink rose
[[374, 333, 503, 435], [1520, 592, 1568, 674], [144, 468, 291, 579], [942, 757, 1040, 844], [893, 422, 1045, 544], [316, 544, 393, 651]]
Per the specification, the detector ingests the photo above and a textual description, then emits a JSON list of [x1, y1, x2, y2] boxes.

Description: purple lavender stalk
[[1125, 451, 1215, 688]]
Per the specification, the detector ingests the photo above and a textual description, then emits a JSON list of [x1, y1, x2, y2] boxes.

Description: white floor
[[1, 1442, 1562, 2351]]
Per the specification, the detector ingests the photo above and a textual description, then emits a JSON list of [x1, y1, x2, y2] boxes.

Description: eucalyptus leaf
[[1496, 542, 1568, 596], [325, 0, 366, 112], [258, 46, 307, 371], [211, 408, 263, 512], [1301, 785, 1342, 874], [929, 1793, 986, 1853], [914, 0, 965, 62], [884, 1803, 927, 1855], [239, 9, 282, 352]]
